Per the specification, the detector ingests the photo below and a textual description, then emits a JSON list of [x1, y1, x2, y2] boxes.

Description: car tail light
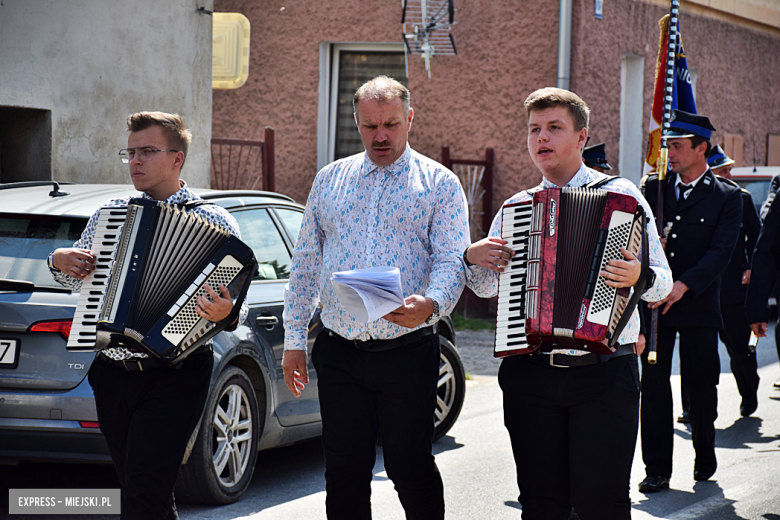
[[29, 320, 73, 340], [79, 421, 100, 429]]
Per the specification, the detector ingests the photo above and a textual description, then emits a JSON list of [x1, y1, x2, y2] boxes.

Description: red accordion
[[495, 187, 645, 358]]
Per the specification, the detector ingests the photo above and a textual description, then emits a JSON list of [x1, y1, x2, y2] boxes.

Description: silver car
[[0, 182, 466, 505]]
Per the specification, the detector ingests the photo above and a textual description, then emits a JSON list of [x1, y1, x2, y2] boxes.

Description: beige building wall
[[572, 0, 780, 181], [213, 0, 780, 207], [213, 0, 560, 207], [0, 0, 214, 187]]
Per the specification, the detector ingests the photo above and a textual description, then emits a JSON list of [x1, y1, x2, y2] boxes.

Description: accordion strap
[[583, 175, 617, 190], [608, 206, 650, 350], [179, 199, 217, 210]]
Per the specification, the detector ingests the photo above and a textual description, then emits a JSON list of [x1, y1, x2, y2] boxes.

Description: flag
[[644, 15, 698, 174]]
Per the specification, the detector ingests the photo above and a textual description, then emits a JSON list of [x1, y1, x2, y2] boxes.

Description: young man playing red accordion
[[463, 88, 672, 519]]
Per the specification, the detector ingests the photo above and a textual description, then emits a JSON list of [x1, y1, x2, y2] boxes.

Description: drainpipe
[[557, 0, 572, 90]]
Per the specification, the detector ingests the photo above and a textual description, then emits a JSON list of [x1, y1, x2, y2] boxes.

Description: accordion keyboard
[[495, 202, 533, 356], [67, 207, 128, 351]]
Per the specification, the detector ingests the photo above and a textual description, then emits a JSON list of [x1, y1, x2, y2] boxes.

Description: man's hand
[[282, 350, 309, 397], [648, 280, 689, 314], [384, 295, 434, 329], [742, 269, 751, 285], [465, 237, 515, 273], [659, 237, 667, 251], [195, 284, 233, 323], [601, 247, 641, 288], [750, 322, 769, 338], [52, 248, 95, 279]]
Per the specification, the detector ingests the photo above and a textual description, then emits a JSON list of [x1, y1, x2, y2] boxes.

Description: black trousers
[[682, 305, 759, 410], [719, 304, 759, 402], [311, 329, 444, 520], [498, 353, 640, 520], [641, 326, 720, 478], [88, 351, 213, 520]]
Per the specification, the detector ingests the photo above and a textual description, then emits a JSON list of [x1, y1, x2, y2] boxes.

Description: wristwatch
[[425, 298, 440, 325], [47, 252, 61, 273], [642, 269, 656, 294], [462, 246, 474, 267]]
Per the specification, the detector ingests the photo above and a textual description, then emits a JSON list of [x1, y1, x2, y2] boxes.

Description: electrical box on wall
[[213, 12, 251, 89]]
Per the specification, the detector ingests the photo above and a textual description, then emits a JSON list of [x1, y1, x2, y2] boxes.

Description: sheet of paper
[[331, 267, 404, 324]]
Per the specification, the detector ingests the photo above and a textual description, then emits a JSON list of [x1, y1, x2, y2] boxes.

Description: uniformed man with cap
[[638, 110, 743, 493], [582, 142, 613, 174]]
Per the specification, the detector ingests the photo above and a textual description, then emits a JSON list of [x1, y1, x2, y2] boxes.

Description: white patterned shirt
[[284, 145, 470, 351], [466, 164, 673, 353], [52, 182, 248, 361]]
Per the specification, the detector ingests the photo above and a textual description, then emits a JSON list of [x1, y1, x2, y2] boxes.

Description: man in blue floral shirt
[[283, 77, 469, 519], [49, 112, 244, 520]]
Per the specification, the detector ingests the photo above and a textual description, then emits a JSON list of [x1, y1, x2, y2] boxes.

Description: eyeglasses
[[118, 147, 179, 164]]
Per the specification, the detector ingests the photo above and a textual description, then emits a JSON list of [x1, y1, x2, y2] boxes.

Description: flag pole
[[648, 0, 680, 365]]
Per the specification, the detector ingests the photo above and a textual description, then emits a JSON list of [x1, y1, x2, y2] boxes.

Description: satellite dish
[[402, 0, 457, 77]]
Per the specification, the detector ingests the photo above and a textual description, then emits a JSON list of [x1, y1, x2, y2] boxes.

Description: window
[[274, 207, 303, 247], [0, 107, 52, 183], [317, 43, 407, 170], [619, 54, 644, 185], [0, 214, 86, 288], [230, 208, 291, 280]]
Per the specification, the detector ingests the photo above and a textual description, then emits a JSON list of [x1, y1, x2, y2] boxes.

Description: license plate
[[0, 339, 19, 368]]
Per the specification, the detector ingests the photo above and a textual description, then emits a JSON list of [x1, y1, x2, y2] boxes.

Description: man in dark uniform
[[582, 142, 613, 174], [678, 145, 762, 422], [709, 145, 761, 416], [638, 110, 743, 492]]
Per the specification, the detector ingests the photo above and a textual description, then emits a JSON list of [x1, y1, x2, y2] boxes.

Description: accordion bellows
[[495, 188, 643, 357], [67, 198, 257, 364]]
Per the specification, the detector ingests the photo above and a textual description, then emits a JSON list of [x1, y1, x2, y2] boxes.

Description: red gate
[[210, 127, 275, 191]]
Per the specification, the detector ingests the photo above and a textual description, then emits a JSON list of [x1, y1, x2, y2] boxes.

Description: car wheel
[[433, 336, 466, 441], [175, 366, 260, 504]]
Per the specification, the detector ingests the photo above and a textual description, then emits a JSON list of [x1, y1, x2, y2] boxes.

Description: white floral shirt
[[466, 164, 673, 352], [52, 182, 248, 361], [284, 146, 470, 351]]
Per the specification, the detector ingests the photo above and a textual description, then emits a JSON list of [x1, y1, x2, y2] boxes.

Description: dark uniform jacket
[[718, 180, 761, 306], [642, 169, 742, 328], [746, 188, 780, 323], [759, 173, 780, 221]]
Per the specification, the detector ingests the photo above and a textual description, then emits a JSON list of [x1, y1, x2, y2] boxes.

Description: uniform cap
[[582, 143, 612, 170], [666, 110, 716, 140]]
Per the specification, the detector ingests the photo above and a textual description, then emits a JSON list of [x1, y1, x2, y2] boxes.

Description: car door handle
[[256, 315, 279, 326]]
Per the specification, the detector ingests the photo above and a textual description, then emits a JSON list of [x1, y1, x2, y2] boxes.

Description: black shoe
[[694, 467, 716, 481], [740, 398, 758, 417], [677, 411, 689, 424], [638, 475, 670, 493]]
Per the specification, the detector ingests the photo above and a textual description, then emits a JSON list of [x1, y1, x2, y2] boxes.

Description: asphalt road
[[2, 328, 780, 519]]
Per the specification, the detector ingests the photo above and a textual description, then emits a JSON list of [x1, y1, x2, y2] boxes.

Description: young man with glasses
[[48, 112, 246, 519]]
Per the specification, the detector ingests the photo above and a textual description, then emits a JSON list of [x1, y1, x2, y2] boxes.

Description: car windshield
[[0, 214, 87, 289], [734, 179, 770, 214]]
